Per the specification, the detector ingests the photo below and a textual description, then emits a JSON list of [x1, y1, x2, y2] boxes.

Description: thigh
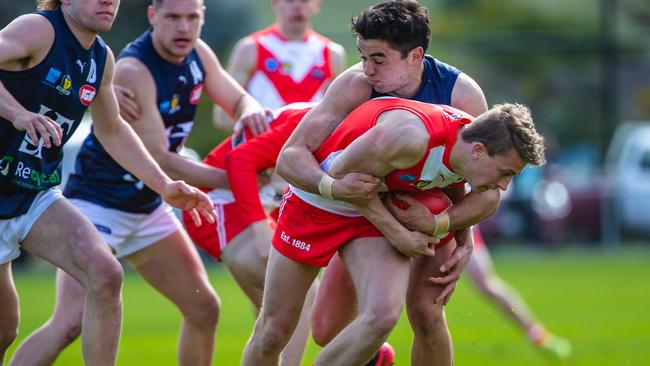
[[339, 237, 410, 311], [313, 253, 357, 318], [21, 198, 114, 286], [407, 239, 457, 304], [260, 247, 320, 324], [126, 229, 213, 305], [222, 226, 268, 306]]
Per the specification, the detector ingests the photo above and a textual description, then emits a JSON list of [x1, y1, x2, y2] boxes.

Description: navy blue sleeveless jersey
[[64, 29, 205, 214], [371, 55, 460, 105], [0, 9, 107, 219]]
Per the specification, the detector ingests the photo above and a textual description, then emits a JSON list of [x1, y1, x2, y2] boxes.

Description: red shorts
[[183, 202, 278, 261], [272, 190, 383, 267]]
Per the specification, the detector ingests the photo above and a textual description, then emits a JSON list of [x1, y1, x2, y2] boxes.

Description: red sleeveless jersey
[[314, 98, 472, 193], [246, 25, 333, 108]]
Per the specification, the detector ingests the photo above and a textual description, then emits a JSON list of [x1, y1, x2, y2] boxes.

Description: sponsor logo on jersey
[[44, 67, 62, 85], [189, 83, 203, 105], [0, 156, 13, 177], [13, 162, 61, 188], [76, 59, 86, 73], [281, 62, 292, 74], [399, 174, 417, 182], [160, 94, 181, 115], [56, 75, 72, 95], [412, 180, 433, 189], [79, 85, 97, 106], [264, 58, 279, 72], [311, 69, 325, 79]]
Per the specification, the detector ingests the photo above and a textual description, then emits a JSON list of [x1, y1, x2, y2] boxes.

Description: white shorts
[[0, 189, 64, 264], [68, 198, 182, 258]]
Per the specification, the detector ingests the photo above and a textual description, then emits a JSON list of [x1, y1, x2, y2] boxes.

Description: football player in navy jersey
[[0, 0, 216, 365], [9, 0, 269, 365]]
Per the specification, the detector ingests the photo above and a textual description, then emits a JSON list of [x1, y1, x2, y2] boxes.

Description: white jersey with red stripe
[[246, 25, 334, 109]]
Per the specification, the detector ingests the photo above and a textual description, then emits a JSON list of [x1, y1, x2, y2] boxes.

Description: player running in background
[[212, 0, 346, 135], [0, 0, 214, 365], [242, 98, 546, 366], [9, 1, 266, 365]]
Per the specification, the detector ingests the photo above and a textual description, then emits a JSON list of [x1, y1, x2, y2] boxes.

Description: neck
[[276, 22, 308, 40], [62, 9, 96, 49], [448, 130, 466, 175]]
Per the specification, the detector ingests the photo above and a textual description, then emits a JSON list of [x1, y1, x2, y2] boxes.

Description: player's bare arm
[[277, 65, 379, 202], [327, 111, 438, 257], [113, 56, 229, 189], [212, 36, 256, 129], [196, 39, 268, 136], [90, 49, 215, 225], [450, 72, 488, 117], [0, 14, 62, 147]]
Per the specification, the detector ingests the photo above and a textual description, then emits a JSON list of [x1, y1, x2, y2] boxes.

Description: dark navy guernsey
[[0, 9, 107, 219], [370, 55, 460, 105], [64, 29, 205, 214]]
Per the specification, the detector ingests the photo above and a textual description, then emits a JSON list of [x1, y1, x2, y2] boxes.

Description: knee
[[56, 320, 83, 346], [253, 316, 295, 355], [85, 255, 123, 298], [358, 305, 402, 339], [407, 300, 446, 335], [185, 288, 221, 330]]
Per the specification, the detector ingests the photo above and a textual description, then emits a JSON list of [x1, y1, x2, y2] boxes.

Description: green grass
[[7, 246, 650, 365]]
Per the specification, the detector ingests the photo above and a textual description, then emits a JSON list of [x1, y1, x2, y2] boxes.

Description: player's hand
[[386, 193, 437, 233], [234, 109, 271, 137], [114, 84, 141, 123], [12, 111, 62, 148], [331, 172, 381, 205], [388, 229, 438, 258], [161, 180, 216, 226], [429, 228, 474, 304]]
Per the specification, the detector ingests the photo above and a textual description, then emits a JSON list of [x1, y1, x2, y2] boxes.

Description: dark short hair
[[462, 103, 547, 166], [36, 0, 60, 11], [351, 0, 430, 58]]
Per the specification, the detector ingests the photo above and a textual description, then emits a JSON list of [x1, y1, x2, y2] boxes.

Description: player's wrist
[[318, 174, 335, 200], [432, 212, 450, 237]]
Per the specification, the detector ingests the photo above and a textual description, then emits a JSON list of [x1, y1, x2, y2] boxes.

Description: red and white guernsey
[[246, 25, 334, 108], [291, 98, 472, 216]]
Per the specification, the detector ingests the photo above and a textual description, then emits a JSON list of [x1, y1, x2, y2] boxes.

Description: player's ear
[[471, 142, 486, 160], [147, 5, 156, 25], [408, 46, 424, 64]]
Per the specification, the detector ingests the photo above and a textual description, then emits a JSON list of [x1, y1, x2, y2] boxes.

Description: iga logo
[[79, 85, 96, 106], [189, 83, 203, 105]]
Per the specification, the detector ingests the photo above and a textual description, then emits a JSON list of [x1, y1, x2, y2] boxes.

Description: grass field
[[6, 246, 650, 365]]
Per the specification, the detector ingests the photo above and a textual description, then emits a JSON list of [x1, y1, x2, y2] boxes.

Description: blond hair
[[36, 0, 60, 11], [461, 103, 547, 166]]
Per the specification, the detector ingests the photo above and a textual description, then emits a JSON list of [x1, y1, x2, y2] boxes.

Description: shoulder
[[327, 41, 346, 59], [194, 39, 220, 64], [0, 14, 54, 49], [451, 72, 488, 117], [332, 63, 372, 92], [113, 55, 153, 89]]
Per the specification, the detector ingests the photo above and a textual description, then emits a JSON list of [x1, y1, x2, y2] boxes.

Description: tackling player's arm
[[89, 49, 214, 225], [327, 113, 437, 257], [112, 56, 228, 189], [225, 118, 296, 228], [276, 65, 379, 204], [0, 14, 62, 147], [212, 36, 256, 130], [196, 39, 268, 136]]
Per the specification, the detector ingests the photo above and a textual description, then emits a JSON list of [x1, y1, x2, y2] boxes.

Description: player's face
[[66, 0, 120, 33], [149, 0, 205, 61], [464, 145, 526, 193], [357, 37, 421, 96], [272, 0, 320, 31]]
